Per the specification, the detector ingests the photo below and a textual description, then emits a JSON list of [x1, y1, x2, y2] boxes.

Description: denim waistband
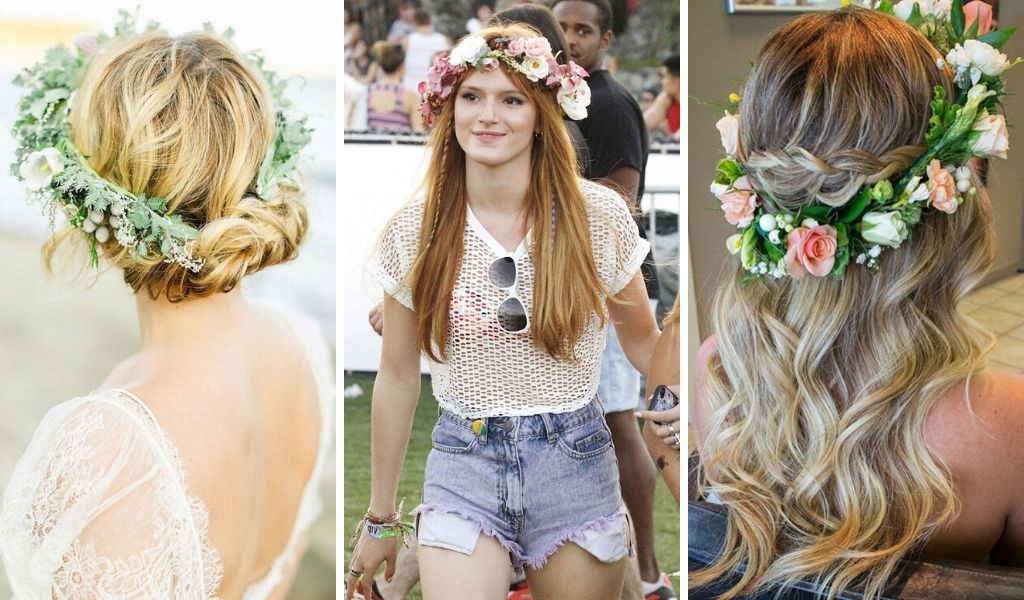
[[438, 396, 604, 442]]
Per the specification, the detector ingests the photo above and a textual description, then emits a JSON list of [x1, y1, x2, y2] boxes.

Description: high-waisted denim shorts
[[414, 398, 630, 569]]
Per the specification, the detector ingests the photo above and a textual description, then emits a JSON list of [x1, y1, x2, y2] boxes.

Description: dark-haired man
[[644, 54, 680, 141], [552, 2, 674, 600]]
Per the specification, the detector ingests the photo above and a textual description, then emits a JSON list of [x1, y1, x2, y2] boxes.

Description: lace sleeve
[[584, 180, 651, 296], [0, 394, 219, 599], [365, 198, 424, 310]]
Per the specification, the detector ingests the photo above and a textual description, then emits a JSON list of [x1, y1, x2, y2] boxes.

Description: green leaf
[[764, 239, 784, 262], [907, 2, 925, 28], [839, 187, 872, 223], [800, 205, 831, 221], [977, 27, 1017, 49], [951, 0, 965, 37], [964, 16, 980, 40], [832, 247, 850, 280], [877, 0, 895, 16], [836, 222, 850, 248], [715, 158, 744, 185]]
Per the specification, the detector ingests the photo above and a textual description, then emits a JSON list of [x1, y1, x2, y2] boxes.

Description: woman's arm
[[606, 272, 660, 378], [637, 318, 682, 502], [347, 295, 421, 598]]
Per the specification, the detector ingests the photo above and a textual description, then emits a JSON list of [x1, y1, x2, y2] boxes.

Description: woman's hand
[[345, 534, 398, 599], [636, 388, 682, 450]]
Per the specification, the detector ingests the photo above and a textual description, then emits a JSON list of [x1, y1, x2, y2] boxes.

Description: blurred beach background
[[0, 1, 337, 597]]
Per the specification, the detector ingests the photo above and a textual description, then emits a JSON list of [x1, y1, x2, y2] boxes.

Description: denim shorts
[[414, 398, 630, 569]]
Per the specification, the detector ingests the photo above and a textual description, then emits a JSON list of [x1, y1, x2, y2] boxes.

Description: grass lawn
[[343, 371, 681, 599]]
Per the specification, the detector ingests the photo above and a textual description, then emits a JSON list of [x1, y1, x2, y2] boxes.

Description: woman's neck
[[464, 156, 531, 217], [135, 286, 250, 348]]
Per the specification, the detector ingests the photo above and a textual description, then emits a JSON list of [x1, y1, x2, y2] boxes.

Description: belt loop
[[540, 412, 557, 444]]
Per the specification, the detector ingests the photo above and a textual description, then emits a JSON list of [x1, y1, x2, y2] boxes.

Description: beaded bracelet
[[349, 500, 417, 548]]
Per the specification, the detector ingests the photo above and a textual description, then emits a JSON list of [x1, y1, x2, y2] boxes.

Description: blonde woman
[[0, 25, 330, 599], [694, 6, 1024, 599], [348, 23, 660, 600]]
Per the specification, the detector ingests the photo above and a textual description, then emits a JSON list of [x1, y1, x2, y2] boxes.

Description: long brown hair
[[696, 9, 996, 600], [410, 24, 605, 362]]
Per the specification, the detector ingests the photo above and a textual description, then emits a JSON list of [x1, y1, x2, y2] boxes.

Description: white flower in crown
[[716, 113, 739, 155], [449, 35, 488, 66], [19, 147, 64, 191], [521, 55, 550, 82], [558, 82, 590, 120], [861, 211, 909, 248], [972, 113, 1010, 159], [893, 0, 950, 20], [946, 40, 1010, 86]]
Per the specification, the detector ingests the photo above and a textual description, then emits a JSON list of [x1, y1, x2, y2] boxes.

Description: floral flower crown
[[418, 34, 591, 127], [12, 11, 312, 272], [712, 0, 1017, 282]]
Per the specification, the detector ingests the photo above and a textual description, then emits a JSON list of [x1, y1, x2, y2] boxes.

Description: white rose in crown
[[716, 112, 739, 155], [972, 113, 1010, 158], [521, 55, 550, 82], [19, 147, 64, 191], [861, 211, 909, 248], [947, 40, 1010, 85], [449, 35, 488, 66]]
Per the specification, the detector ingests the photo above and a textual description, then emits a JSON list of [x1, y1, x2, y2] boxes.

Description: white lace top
[[0, 308, 333, 600], [367, 178, 649, 417]]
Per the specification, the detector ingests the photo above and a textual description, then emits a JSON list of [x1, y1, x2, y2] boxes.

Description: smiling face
[[553, 0, 611, 73], [454, 68, 538, 170]]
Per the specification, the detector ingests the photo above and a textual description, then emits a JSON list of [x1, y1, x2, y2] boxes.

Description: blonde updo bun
[[51, 30, 307, 300]]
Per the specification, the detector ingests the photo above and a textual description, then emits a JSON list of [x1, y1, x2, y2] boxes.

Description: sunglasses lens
[[497, 297, 528, 333], [488, 256, 517, 288]]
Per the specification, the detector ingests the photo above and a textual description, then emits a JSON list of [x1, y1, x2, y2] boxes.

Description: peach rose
[[964, 1, 993, 35], [785, 224, 837, 279], [926, 159, 958, 214], [720, 176, 758, 227]]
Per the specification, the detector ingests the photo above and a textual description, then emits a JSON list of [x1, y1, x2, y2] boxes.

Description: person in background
[[402, 9, 450, 91], [345, 74, 369, 131], [638, 88, 656, 114], [643, 54, 680, 141], [347, 38, 378, 85], [552, 2, 673, 600], [367, 42, 423, 134], [387, 0, 420, 43], [466, 0, 496, 33]]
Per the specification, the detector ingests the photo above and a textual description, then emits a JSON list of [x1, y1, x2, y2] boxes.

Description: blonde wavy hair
[[408, 23, 605, 362], [48, 31, 307, 300], [696, 9, 996, 599]]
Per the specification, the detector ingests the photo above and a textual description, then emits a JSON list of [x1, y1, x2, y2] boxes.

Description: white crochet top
[[0, 308, 333, 599], [367, 178, 649, 418]]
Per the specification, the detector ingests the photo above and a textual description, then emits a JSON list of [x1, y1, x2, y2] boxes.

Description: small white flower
[[936, 58, 946, 70], [19, 147, 65, 191], [908, 181, 930, 203], [947, 41, 1010, 86], [768, 229, 781, 245], [448, 35, 488, 66], [726, 233, 743, 255], [521, 55, 550, 82], [802, 218, 819, 229], [862, 212, 908, 248], [972, 113, 1010, 159], [710, 182, 729, 199], [557, 84, 590, 120], [758, 213, 777, 231], [715, 112, 739, 155], [856, 253, 867, 265], [868, 244, 882, 258]]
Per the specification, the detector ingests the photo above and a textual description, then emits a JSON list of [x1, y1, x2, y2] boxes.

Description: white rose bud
[[18, 147, 65, 191], [715, 112, 739, 155], [964, 39, 1010, 78], [448, 35, 487, 65], [972, 114, 1009, 159], [861, 212, 908, 248]]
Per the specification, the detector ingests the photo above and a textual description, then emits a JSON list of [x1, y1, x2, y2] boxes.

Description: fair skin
[[636, 314, 682, 504], [99, 287, 321, 599], [346, 68, 660, 600], [643, 67, 680, 140], [694, 336, 1024, 566]]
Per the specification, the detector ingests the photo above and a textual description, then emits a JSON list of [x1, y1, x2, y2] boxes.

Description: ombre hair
[[49, 31, 307, 300], [409, 23, 605, 362], [696, 9, 996, 600]]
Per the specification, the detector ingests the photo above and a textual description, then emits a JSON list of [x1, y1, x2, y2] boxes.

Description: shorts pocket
[[431, 418, 479, 454], [556, 418, 614, 460]]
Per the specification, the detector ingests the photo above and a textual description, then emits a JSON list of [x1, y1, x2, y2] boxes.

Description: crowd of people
[[343, 0, 679, 142]]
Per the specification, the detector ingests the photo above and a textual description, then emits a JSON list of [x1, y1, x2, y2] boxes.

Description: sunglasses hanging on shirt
[[488, 256, 529, 334]]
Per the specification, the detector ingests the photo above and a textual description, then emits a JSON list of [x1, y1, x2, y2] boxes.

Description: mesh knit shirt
[[367, 179, 650, 418]]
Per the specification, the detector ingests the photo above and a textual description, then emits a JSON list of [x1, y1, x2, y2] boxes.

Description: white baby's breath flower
[[19, 147, 64, 191]]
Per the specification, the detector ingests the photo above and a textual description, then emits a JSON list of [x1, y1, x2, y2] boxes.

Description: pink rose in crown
[[964, 1, 993, 35], [785, 224, 838, 279], [926, 159, 958, 213], [507, 39, 526, 56], [482, 57, 499, 72], [524, 37, 552, 58], [719, 176, 758, 227]]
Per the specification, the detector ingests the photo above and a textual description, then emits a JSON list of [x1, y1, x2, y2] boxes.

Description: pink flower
[[482, 57, 499, 72], [964, 1, 993, 35], [926, 159, 958, 214], [507, 39, 526, 56], [720, 176, 758, 227], [524, 37, 552, 58], [73, 34, 97, 56], [785, 225, 838, 279]]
